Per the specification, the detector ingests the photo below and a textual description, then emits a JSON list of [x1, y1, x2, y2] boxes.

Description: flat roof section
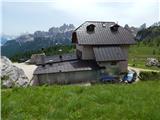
[[34, 60, 100, 75]]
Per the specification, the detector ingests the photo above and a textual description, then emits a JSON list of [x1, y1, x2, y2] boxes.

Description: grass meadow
[[2, 81, 160, 120], [128, 44, 160, 70]]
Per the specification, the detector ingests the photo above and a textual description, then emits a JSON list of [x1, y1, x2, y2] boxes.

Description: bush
[[139, 71, 160, 81], [1, 75, 9, 81]]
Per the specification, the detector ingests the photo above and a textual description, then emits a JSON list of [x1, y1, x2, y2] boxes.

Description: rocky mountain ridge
[[1, 24, 75, 57]]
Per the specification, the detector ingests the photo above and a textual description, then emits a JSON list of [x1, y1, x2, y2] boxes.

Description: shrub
[[139, 71, 160, 81], [1, 75, 9, 81], [152, 49, 156, 55]]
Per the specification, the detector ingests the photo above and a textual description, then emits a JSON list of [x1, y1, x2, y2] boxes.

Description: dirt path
[[13, 63, 37, 80], [128, 66, 160, 74]]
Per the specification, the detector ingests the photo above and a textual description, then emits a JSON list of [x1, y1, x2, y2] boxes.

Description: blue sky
[[1, 0, 159, 35]]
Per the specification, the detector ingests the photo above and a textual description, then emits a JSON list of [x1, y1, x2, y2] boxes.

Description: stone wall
[[76, 45, 95, 60], [33, 70, 98, 85]]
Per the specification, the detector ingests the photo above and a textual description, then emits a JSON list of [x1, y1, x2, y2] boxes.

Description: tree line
[[10, 45, 75, 62]]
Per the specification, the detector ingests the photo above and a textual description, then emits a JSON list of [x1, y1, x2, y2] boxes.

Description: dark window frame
[[111, 61, 117, 65]]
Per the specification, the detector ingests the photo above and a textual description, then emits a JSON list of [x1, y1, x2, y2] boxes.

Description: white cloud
[[48, 0, 159, 26], [2, 0, 158, 2], [1, 0, 159, 35]]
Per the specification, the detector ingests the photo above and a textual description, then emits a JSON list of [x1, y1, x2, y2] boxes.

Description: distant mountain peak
[[2, 23, 75, 57], [49, 23, 75, 34], [124, 24, 138, 37]]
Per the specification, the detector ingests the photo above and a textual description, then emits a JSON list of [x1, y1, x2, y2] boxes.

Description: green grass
[[128, 44, 160, 70], [2, 81, 160, 120]]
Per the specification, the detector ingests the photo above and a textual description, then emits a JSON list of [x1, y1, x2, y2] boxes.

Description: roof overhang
[[93, 46, 127, 62]]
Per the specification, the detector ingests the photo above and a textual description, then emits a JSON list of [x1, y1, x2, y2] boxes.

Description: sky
[[1, 0, 160, 35]]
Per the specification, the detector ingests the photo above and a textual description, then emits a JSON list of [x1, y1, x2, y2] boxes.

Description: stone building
[[33, 21, 135, 85]]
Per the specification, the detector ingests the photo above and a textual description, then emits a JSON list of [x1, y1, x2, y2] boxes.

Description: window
[[100, 66, 106, 69], [86, 24, 95, 32], [111, 61, 117, 65], [76, 50, 82, 59]]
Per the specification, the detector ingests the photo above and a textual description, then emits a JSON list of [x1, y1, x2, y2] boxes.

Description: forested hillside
[[135, 22, 160, 49], [129, 22, 160, 70], [10, 45, 75, 62]]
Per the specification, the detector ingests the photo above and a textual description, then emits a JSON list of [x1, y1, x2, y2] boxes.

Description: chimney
[[86, 24, 95, 32], [110, 24, 120, 32]]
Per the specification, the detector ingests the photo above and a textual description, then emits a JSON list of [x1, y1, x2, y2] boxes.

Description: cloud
[[2, 0, 158, 2], [2, 0, 159, 35], [49, 0, 159, 26]]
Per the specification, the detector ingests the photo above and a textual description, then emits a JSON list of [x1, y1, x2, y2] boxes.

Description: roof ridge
[[86, 21, 115, 23], [74, 21, 87, 31]]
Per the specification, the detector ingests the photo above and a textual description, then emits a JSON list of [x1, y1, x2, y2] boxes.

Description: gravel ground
[[13, 63, 37, 80]]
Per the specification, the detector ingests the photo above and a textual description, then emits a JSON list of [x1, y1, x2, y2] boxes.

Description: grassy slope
[[2, 81, 160, 120], [128, 43, 160, 70]]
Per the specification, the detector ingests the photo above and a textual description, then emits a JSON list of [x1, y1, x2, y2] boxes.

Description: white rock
[[146, 58, 159, 67], [1, 56, 30, 88]]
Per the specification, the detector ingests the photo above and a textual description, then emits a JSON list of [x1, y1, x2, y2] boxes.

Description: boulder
[[1, 56, 29, 88], [145, 58, 159, 67]]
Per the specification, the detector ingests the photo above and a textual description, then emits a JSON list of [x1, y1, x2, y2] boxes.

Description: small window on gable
[[86, 24, 95, 32], [110, 24, 120, 32]]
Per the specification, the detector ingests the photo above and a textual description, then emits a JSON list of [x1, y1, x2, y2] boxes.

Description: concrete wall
[[33, 70, 98, 85], [120, 45, 129, 59], [76, 44, 83, 51], [98, 60, 128, 74], [119, 45, 129, 73], [82, 46, 95, 60], [98, 62, 120, 75], [76, 45, 95, 60], [118, 61, 128, 73], [76, 45, 129, 61]]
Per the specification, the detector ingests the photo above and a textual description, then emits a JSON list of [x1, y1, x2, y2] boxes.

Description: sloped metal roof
[[34, 60, 100, 75], [43, 53, 77, 64], [36, 53, 77, 65], [73, 21, 135, 45], [93, 46, 126, 61]]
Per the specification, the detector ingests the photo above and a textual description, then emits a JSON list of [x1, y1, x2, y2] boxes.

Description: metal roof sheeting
[[37, 53, 77, 65], [74, 21, 135, 45], [34, 60, 100, 75], [93, 46, 126, 61]]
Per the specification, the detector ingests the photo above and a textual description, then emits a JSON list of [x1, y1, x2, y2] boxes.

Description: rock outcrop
[[2, 24, 75, 57], [1, 56, 30, 88], [124, 24, 138, 37], [145, 58, 160, 67]]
